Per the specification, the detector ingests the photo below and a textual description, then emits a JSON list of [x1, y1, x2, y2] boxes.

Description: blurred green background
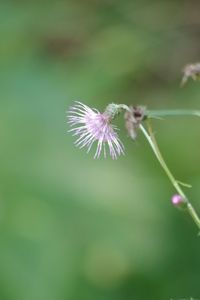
[[1, 1, 200, 299]]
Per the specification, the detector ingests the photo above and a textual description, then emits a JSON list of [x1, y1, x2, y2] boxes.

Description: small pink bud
[[171, 194, 186, 208]]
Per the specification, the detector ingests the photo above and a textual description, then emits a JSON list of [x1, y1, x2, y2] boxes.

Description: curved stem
[[146, 109, 200, 119], [140, 123, 186, 198], [140, 121, 200, 230]]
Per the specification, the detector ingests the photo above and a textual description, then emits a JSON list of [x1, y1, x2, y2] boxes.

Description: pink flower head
[[171, 194, 186, 208], [67, 101, 124, 159]]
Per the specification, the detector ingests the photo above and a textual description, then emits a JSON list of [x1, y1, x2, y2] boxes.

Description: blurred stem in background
[[146, 109, 200, 118], [139, 119, 200, 231]]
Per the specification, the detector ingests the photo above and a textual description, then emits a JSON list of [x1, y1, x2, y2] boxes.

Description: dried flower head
[[181, 63, 200, 86], [124, 105, 146, 140], [67, 101, 124, 159]]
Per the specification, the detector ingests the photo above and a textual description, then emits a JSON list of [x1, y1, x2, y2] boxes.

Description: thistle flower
[[67, 101, 124, 159]]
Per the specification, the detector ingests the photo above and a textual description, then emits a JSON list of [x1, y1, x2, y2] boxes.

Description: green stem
[[139, 121, 200, 230], [146, 109, 200, 119]]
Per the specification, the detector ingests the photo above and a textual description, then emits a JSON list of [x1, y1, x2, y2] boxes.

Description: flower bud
[[171, 194, 186, 208]]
